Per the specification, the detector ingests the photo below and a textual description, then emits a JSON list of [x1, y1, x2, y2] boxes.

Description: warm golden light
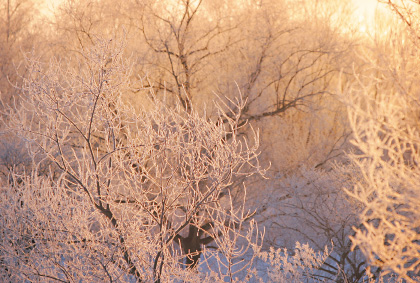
[[41, 0, 386, 35], [353, 0, 378, 33], [41, 0, 65, 17], [352, 0, 390, 33]]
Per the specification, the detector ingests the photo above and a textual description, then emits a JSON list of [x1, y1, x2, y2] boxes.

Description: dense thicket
[[0, 0, 419, 282]]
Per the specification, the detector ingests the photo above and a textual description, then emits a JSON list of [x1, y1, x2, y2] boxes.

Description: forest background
[[1, 0, 420, 282]]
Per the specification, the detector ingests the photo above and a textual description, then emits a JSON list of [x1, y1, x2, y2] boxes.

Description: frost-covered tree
[[0, 38, 267, 282], [0, 0, 39, 108], [346, 75, 420, 282], [0, 34, 339, 283], [344, 11, 420, 280]]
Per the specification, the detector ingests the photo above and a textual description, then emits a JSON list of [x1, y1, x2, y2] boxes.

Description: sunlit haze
[[42, 0, 383, 34], [4, 0, 420, 281], [352, 0, 385, 33], [41, 0, 64, 17]]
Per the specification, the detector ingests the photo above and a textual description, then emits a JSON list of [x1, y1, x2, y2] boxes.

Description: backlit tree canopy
[[1, 0, 420, 282]]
